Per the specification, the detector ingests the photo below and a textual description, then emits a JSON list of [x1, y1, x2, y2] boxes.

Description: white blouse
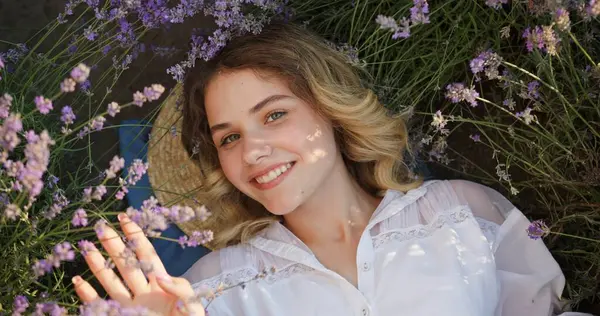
[[183, 180, 585, 316]]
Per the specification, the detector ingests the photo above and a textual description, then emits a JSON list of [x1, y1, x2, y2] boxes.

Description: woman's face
[[204, 69, 340, 215]]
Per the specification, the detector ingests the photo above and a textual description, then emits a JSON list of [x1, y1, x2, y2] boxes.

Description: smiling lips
[[251, 162, 295, 190]]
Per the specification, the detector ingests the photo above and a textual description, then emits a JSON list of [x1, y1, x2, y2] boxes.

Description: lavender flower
[[178, 230, 214, 248], [72, 208, 89, 227], [60, 78, 77, 93], [82, 186, 93, 203], [34, 302, 67, 316], [3, 203, 22, 220], [132, 91, 147, 107], [555, 7, 570, 31], [107, 101, 121, 117], [541, 25, 559, 56], [127, 159, 149, 185], [94, 219, 107, 237], [410, 0, 430, 25], [13, 295, 29, 315], [445, 83, 479, 107], [430, 110, 448, 132], [78, 240, 96, 256], [485, 0, 508, 9], [70, 63, 91, 83], [375, 15, 410, 39], [522, 26, 544, 52], [143, 84, 166, 101], [84, 26, 98, 41], [54, 242, 76, 261], [32, 242, 75, 278], [79, 299, 149, 315], [469, 50, 503, 80], [92, 185, 107, 200], [527, 220, 550, 240], [90, 116, 106, 131], [0, 56, 4, 69], [60, 106, 76, 124], [0, 113, 22, 151], [106, 155, 126, 179], [0, 93, 13, 119], [503, 98, 516, 111], [527, 80, 541, 99], [469, 134, 481, 142], [516, 107, 537, 125], [34, 96, 53, 114]]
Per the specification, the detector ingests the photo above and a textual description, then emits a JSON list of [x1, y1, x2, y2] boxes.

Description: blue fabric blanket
[[118, 119, 211, 277]]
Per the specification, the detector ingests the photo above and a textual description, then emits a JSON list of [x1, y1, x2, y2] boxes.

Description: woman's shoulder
[[383, 179, 513, 225], [182, 241, 272, 293]]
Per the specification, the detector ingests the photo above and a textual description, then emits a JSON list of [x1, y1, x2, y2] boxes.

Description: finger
[[118, 213, 168, 286], [156, 275, 195, 299], [157, 276, 205, 316], [99, 218, 150, 296], [72, 275, 99, 303], [83, 235, 132, 304]]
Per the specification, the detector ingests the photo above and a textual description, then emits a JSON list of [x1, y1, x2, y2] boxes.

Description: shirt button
[[362, 308, 369, 316], [362, 262, 371, 271]]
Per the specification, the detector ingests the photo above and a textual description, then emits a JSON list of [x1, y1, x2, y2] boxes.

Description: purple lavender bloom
[[54, 242, 76, 261], [90, 116, 106, 131], [70, 63, 91, 83], [60, 106, 76, 124], [80, 80, 92, 92], [32, 259, 53, 277], [0, 93, 13, 118], [527, 80, 541, 99], [0, 56, 4, 69], [72, 208, 89, 227], [527, 220, 550, 240], [133, 91, 147, 107], [143, 84, 165, 101], [94, 219, 107, 237], [102, 45, 112, 56], [34, 96, 53, 114], [127, 159, 149, 185], [469, 134, 481, 142], [0, 113, 23, 151], [410, 0, 430, 25], [78, 240, 96, 256], [84, 26, 98, 41], [60, 78, 76, 93], [445, 82, 479, 107], [13, 295, 29, 314]]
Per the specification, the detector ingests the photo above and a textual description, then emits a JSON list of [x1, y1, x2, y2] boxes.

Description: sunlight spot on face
[[307, 148, 327, 163], [408, 243, 425, 256], [306, 126, 322, 142]]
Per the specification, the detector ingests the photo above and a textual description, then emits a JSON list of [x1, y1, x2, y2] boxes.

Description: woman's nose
[[242, 135, 272, 165]]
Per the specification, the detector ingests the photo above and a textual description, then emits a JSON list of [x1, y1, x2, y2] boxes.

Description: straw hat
[[147, 83, 217, 250]]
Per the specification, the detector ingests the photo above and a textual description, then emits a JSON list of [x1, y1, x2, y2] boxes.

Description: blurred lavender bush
[[287, 0, 600, 312], [0, 0, 287, 314]]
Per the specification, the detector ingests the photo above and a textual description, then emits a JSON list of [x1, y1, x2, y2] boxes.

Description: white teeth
[[256, 163, 293, 184]]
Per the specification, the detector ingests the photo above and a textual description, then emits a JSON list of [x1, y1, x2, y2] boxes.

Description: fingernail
[[72, 276, 82, 285], [117, 213, 127, 222], [157, 275, 173, 284]]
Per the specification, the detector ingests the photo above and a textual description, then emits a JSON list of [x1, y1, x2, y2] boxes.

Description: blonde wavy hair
[[181, 21, 422, 249]]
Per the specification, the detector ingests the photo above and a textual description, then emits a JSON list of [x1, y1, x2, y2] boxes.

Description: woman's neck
[[282, 159, 382, 245]]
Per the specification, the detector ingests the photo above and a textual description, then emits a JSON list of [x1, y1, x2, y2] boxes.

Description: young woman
[[73, 22, 580, 316]]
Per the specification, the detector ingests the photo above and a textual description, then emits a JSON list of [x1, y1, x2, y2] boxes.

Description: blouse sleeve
[[449, 180, 587, 316]]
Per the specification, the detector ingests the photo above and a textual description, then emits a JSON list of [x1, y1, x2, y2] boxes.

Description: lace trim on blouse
[[372, 206, 473, 249], [192, 263, 315, 296]]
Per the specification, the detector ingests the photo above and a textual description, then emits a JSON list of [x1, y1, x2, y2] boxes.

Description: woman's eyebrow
[[209, 94, 291, 135]]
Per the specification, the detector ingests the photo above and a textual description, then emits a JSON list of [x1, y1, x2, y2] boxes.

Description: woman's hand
[[72, 213, 205, 316]]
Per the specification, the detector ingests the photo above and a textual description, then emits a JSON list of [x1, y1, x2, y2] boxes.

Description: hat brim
[[147, 83, 217, 250]]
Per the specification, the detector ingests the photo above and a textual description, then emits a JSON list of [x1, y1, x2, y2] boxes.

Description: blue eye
[[221, 134, 240, 145], [266, 111, 287, 122]]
